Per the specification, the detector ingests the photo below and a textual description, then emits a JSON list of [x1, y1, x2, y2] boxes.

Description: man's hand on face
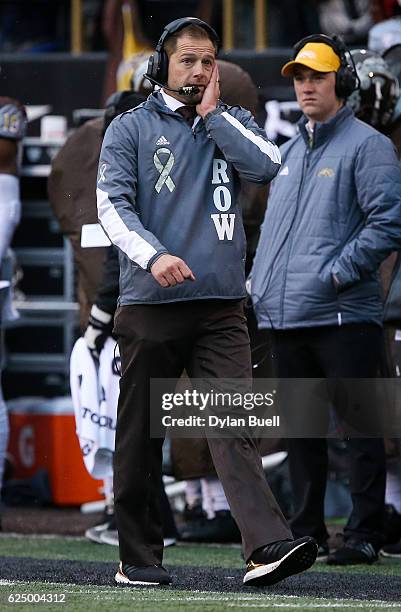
[[196, 63, 220, 118], [151, 254, 196, 287]]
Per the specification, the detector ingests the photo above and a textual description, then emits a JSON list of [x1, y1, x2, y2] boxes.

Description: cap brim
[[281, 59, 334, 77]]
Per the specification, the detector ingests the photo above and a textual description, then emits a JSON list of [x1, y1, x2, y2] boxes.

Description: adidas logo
[[279, 165, 289, 176], [156, 136, 170, 146]]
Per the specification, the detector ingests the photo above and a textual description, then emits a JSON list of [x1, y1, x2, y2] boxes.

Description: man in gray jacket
[[96, 17, 318, 587], [251, 34, 401, 565]]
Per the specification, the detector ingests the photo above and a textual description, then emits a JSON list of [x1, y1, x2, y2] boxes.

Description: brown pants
[[113, 300, 292, 565]]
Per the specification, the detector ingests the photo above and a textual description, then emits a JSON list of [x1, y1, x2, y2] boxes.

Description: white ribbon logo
[[99, 163, 107, 182], [154, 148, 175, 193]]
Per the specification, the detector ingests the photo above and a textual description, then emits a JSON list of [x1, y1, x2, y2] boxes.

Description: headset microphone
[[144, 74, 200, 96], [177, 85, 200, 96]]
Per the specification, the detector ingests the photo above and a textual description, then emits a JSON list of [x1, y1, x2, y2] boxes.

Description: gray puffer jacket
[[251, 106, 401, 329]]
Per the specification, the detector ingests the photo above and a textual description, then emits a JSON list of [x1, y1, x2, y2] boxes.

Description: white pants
[[0, 175, 21, 496]]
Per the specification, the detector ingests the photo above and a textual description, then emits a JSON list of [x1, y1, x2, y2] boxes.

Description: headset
[[292, 33, 359, 98], [144, 17, 220, 95]]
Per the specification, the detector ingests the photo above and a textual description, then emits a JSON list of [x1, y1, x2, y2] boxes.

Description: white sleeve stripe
[[97, 187, 157, 270], [221, 112, 281, 165]]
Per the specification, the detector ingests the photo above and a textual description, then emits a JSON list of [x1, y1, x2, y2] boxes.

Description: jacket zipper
[[175, 112, 197, 138], [279, 146, 311, 327]]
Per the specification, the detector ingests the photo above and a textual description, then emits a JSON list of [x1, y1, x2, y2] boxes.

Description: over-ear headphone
[[292, 34, 359, 98], [145, 17, 220, 87]]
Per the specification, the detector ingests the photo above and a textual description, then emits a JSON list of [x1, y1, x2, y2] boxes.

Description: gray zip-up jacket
[[97, 92, 281, 304], [251, 106, 401, 329]]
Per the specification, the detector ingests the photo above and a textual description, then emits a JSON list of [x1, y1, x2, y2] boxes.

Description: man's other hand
[[151, 254, 196, 287]]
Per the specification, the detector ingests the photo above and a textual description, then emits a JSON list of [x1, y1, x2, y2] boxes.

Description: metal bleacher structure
[[4, 134, 77, 398], [2, 0, 295, 399]]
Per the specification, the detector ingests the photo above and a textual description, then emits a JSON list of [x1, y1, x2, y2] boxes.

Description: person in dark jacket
[[48, 115, 106, 330], [250, 34, 401, 565], [96, 17, 318, 587], [48, 91, 146, 331]]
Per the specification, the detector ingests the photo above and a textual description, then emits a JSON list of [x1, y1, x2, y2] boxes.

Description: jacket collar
[[144, 91, 180, 116], [160, 89, 188, 112], [298, 105, 353, 148]]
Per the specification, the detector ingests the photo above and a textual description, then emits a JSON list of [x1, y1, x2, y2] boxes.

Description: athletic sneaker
[[100, 528, 119, 546], [316, 542, 329, 562], [163, 537, 177, 548], [327, 539, 378, 565], [383, 504, 401, 546], [115, 562, 172, 586], [381, 538, 401, 558], [243, 536, 318, 586], [85, 516, 116, 544]]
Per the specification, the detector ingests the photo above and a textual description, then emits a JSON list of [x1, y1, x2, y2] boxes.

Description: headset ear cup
[[158, 49, 169, 84], [335, 69, 344, 98], [336, 67, 357, 98], [147, 48, 167, 84], [147, 54, 156, 80], [331, 34, 358, 98]]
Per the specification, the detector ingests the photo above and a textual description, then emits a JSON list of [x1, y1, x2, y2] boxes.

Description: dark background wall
[[0, 50, 295, 130]]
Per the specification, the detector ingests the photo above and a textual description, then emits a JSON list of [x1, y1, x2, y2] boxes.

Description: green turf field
[[2, 582, 401, 612], [0, 535, 400, 611]]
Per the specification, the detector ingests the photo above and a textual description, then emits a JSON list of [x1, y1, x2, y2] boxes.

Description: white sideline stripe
[[1, 584, 399, 608], [221, 112, 281, 165], [119, 596, 401, 608], [97, 187, 156, 270], [2, 586, 400, 607], [226, 606, 401, 609], [0, 533, 87, 541]]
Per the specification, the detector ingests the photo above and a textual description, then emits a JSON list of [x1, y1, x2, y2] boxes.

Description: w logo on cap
[[298, 50, 317, 59]]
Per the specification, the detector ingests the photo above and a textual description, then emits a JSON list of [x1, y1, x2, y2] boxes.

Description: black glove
[[84, 304, 113, 359]]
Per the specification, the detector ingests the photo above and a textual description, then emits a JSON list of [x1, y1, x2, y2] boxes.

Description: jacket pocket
[[318, 261, 339, 296]]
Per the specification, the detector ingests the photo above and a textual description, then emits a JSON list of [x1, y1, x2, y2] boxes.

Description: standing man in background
[[48, 112, 106, 330], [251, 34, 401, 565], [97, 17, 317, 587], [48, 90, 146, 330]]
